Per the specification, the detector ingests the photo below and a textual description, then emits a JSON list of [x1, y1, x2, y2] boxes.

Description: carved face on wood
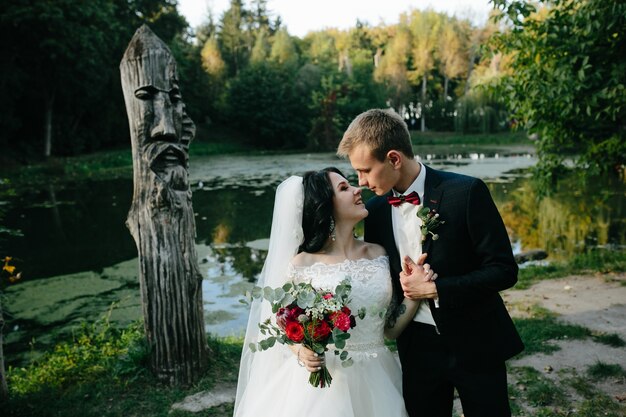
[[120, 25, 193, 192]]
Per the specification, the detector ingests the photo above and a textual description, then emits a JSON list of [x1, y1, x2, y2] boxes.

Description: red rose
[[285, 321, 305, 342], [341, 306, 351, 316], [307, 320, 332, 341], [287, 306, 304, 321], [323, 293, 333, 300], [332, 312, 351, 332]]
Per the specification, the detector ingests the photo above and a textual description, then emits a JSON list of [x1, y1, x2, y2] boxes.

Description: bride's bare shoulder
[[361, 242, 387, 259], [290, 251, 318, 267]]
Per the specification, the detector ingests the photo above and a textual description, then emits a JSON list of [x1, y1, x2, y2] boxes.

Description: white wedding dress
[[234, 255, 408, 417]]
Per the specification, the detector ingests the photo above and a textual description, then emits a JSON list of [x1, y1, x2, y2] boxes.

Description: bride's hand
[[294, 346, 325, 372]]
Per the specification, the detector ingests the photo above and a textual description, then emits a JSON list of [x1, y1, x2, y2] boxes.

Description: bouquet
[[245, 279, 363, 388]]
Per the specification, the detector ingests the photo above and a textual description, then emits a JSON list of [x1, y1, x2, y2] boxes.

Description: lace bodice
[[287, 256, 392, 352]]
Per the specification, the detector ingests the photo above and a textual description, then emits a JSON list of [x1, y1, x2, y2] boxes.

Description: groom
[[337, 109, 524, 417]]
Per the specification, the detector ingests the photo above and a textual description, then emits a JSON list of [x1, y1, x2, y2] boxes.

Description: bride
[[234, 167, 423, 417]]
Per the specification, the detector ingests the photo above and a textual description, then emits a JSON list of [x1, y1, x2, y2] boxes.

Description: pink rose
[[332, 313, 352, 332]]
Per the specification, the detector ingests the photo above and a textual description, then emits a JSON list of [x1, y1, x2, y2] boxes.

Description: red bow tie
[[387, 191, 421, 207]]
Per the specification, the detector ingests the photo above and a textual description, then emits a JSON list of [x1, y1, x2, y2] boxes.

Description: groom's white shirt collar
[[392, 161, 426, 201]]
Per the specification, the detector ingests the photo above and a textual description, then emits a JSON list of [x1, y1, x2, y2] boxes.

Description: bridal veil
[[234, 176, 304, 415]]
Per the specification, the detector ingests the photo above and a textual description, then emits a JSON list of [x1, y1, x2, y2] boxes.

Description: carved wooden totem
[[120, 25, 208, 385]]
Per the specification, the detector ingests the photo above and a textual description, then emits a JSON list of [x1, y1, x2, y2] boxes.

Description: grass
[[592, 332, 626, 348], [509, 366, 626, 417], [587, 361, 626, 381], [516, 249, 626, 290], [512, 306, 591, 356], [564, 374, 625, 417], [510, 366, 568, 408], [5, 318, 242, 417], [511, 305, 625, 356]]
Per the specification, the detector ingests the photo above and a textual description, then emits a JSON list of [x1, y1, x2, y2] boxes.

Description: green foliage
[[225, 62, 309, 148], [1, 1, 516, 163], [307, 59, 385, 151], [8, 319, 148, 395], [490, 0, 626, 180], [0, 0, 189, 158], [5, 333, 242, 417]]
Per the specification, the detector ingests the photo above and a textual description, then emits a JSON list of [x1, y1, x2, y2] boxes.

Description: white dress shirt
[[391, 162, 436, 325]]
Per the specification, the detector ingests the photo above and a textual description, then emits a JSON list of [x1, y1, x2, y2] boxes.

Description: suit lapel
[[422, 165, 443, 256], [379, 191, 401, 275]]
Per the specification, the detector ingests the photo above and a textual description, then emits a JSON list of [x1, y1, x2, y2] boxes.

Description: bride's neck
[[321, 223, 359, 258]]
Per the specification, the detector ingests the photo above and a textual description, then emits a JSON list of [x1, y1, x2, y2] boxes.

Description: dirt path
[[502, 273, 626, 414]]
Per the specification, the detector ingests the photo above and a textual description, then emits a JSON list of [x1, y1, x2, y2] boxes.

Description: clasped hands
[[399, 253, 438, 300]]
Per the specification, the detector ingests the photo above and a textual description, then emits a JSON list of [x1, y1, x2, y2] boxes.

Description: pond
[[2, 144, 624, 366]]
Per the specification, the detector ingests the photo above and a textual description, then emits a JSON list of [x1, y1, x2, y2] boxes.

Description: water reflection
[[2, 179, 136, 279], [491, 173, 626, 259]]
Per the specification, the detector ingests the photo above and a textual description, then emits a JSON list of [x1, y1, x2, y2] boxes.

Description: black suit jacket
[[364, 165, 524, 365]]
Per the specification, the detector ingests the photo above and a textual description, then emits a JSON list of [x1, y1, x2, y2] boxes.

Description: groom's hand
[[400, 255, 438, 300]]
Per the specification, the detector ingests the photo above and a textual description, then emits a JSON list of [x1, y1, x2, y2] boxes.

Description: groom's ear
[[387, 150, 402, 169]]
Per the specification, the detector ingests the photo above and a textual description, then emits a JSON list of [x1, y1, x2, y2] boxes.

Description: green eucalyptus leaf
[[263, 286, 274, 302], [281, 293, 295, 306], [251, 286, 263, 299]]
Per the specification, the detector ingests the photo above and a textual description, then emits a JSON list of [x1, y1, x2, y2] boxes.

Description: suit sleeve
[[435, 179, 518, 308]]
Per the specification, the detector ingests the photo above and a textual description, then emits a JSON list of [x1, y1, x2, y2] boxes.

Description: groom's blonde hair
[[337, 108, 414, 161]]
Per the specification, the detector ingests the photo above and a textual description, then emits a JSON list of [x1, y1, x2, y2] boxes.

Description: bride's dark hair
[[299, 167, 345, 254]]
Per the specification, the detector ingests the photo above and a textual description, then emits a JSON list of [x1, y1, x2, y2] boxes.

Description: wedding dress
[[233, 255, 408, 417]]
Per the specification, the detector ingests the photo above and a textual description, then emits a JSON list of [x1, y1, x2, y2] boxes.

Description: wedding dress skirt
[[234, 256, 408, 417]]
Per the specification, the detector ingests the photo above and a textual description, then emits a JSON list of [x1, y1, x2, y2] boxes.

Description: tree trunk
[[421, 73, 427, 132], [464, 52, 476, 95], [443, 76, 449, 101], [374, 47, 382, 68], [120, 25, 209, 386], [0, 298, 9, 401], [44, 92, 55, 158]]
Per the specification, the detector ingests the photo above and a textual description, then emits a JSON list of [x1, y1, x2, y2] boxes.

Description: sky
[[178, 0, 495, 38]]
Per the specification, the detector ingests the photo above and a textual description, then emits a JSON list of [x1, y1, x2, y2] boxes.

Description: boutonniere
[[417, 206, 445, 241]]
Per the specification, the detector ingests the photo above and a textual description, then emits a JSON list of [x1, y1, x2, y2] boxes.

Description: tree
[[226, 63, 308, 148], [201, 35, 227, 77], [250, 28, 271, 64], [269, 28, 299, 67], [303, 31, 337, 68], [219, 0, 249, 76], [438, 19, 470, 100], [491, 0, 626, 179], [374, 25, 412, 109], [0, 0, 123, 157], [408, 10, 443, 132], [0, 0, 188, 158]]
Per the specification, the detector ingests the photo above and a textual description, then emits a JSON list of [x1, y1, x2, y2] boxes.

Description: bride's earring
[[329, 217, 336, 242]]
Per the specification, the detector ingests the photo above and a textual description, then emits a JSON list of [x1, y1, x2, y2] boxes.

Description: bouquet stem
[[309, 365, 332, 388]]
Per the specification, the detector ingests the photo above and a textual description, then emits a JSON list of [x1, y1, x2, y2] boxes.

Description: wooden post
[[120, 25, 209, 385]]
